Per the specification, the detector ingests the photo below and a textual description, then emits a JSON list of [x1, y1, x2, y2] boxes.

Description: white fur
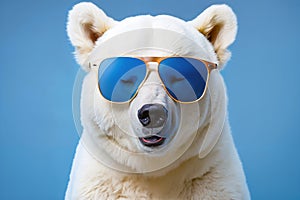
[[66, 2, 250, 199]]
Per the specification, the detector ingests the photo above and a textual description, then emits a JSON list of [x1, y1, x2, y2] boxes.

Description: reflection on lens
[[98, 57, 146, 102], [159, 57, 208, 102]]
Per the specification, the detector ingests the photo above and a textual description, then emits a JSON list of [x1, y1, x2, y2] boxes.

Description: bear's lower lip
[[139, 135, 165, 147]]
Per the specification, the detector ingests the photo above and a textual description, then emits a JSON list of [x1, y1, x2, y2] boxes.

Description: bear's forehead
[[119, 15, 191, 32], [103, 15, 201, 44], [90, 15, 217, 63]]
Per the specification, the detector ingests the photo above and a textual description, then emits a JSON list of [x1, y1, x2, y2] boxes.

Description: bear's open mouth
[[139, 135, 166, 147]]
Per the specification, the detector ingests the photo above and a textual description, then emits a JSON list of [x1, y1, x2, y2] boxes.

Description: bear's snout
[[137, 104, 168, 128]]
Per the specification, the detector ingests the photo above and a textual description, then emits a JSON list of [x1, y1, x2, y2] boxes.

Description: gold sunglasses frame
[[91, 57, 217, 104]]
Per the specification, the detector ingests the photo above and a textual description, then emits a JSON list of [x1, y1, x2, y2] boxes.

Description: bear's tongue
[[142, 136, 162, 143], [139, 136, 165, 147]]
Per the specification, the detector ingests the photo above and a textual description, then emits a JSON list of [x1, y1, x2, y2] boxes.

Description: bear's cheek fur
[[80, 71, 115, 135]]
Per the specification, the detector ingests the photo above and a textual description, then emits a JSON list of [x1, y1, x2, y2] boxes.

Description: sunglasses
[[92, 57, 217, 103]]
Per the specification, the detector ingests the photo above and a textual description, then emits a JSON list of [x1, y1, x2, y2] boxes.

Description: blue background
[[0, 0, 299, 199]]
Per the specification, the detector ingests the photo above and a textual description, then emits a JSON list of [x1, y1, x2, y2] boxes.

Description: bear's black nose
[[137, 104, 168, 128]]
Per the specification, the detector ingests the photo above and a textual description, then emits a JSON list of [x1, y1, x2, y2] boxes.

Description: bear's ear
[[188, 5, 237, 68], [67, 2, 118, 70]]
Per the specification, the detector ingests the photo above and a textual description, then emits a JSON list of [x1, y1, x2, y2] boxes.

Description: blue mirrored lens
[[98, 57, 146, 102], [159, 57, 208, 102]]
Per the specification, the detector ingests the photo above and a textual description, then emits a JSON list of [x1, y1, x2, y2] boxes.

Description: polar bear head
[[67, 2, 237, 174]]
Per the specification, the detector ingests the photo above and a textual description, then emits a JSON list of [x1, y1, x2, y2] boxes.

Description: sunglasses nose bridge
[[141, 62, 160, 83], [146, 62, 159, 71]]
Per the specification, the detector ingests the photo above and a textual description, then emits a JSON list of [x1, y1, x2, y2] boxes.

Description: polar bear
[[65, 2, 250, 199]]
